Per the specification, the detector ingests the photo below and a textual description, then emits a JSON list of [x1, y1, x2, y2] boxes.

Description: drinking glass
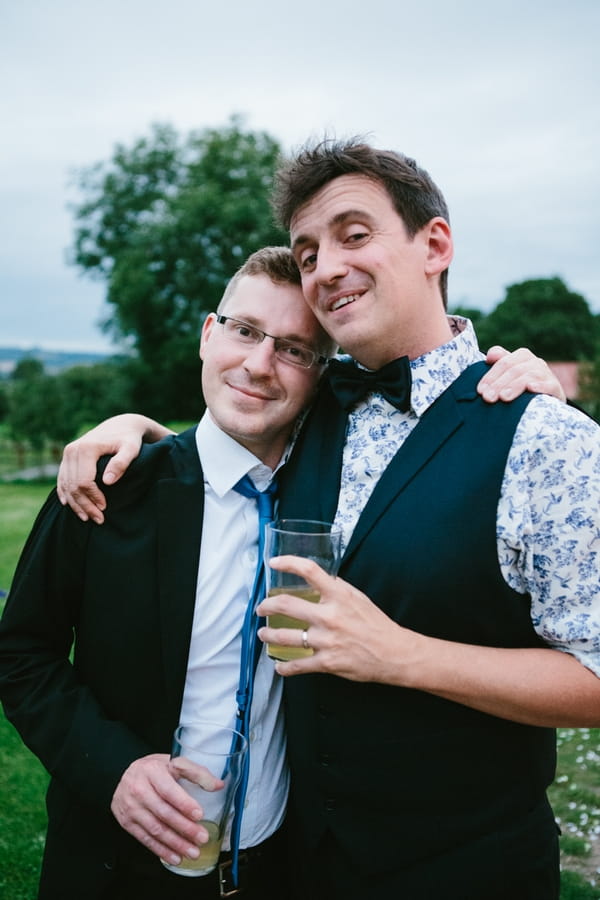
[[161, 721, 247, 876], [264, 519, 342, 661]]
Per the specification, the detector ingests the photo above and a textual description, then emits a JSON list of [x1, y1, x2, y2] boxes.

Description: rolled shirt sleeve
[[498, 394, 600, 677]]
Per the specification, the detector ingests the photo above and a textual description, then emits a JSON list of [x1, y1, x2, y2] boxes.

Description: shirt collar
[[196, 412, 280, 496], [409, 316, 484, 418]]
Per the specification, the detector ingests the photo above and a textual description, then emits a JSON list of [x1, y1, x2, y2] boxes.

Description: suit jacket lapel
[[156, 429, 205, 720]]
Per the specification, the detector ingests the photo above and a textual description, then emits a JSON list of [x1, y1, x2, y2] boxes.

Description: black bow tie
[[327, 356, 412, 412]]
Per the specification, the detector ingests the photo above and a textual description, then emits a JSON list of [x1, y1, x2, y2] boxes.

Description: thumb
[[102, 441, 142, 485]]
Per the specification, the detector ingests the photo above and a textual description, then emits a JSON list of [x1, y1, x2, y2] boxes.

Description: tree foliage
[[70, 117, 288, 419], [8, 360, 62, 451], [473, 277, 598, 361], [5, 358, 135, 452]]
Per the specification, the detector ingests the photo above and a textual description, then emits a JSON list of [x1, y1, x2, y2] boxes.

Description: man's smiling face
[[291, 174, 452, 368], [200, 273, 327, 468]]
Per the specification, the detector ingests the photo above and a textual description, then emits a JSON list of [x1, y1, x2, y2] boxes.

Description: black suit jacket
[[0, 428, 204, 897]]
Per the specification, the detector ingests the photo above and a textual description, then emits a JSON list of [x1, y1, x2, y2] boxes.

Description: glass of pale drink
[[161, 721, 247, 876], [264, 519, 342, 661]]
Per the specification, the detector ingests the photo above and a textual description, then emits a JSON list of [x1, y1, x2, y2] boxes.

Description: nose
[[243, 336, 278, 376], [313, 243, 348, 285]]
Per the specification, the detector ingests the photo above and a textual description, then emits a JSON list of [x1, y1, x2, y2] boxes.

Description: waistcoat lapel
[[342, 364, 485, 565], [281, 382, 348, 524]]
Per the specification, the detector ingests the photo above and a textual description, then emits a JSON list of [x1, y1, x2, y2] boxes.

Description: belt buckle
[[218, 853, 248, 897]]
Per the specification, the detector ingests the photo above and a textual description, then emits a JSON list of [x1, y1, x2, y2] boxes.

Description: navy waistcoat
[[279, 362, 556, 875]]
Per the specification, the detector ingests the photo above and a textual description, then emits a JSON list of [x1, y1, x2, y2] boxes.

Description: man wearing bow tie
[[253, 140, 600, 899], [52, 141, 596, 900]]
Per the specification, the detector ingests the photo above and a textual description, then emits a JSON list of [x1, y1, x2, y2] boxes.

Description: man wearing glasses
[[3, 231, 570, 898], [0, 247, 336, 900]]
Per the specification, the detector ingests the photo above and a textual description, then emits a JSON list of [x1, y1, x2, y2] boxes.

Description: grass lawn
[[0, 481, 53, 900], [0, 480, 599, 898]]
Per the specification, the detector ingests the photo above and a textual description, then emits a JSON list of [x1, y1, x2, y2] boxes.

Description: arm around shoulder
[[57, 414, 175, 523]]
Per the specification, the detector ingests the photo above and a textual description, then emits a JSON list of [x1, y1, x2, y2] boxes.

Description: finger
[[484, 345, 510, 363], [120, 806, 206, 865], [102, 441, 142, 485], [58, 485, 107, 524], [527, 377, 566, 403], [272, 654, 321, 677], [479, 348, 566, 403], [169, 758, 225, 792], [57, 445, 108, 521], [258, 624, 315, 650], [112, 770, 210, 862], [146, 784, 212, 859], [72, 486, 108, 524], [479, 351, 521, 387], [267, 555, 333, 588], [478, 348, 538, 401]]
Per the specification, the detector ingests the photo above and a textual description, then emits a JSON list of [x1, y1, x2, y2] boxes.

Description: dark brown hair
[[272, 138, 450, 305]]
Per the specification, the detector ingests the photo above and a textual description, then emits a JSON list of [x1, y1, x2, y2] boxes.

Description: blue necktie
[[229, 474, 278, 885]]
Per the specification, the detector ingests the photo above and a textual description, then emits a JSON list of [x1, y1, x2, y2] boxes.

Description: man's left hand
[[478, 346, 566, 403]]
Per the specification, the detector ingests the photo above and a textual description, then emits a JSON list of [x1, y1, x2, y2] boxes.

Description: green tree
[[53, 360, 135, 437], [0, 382, 8, 423], [70, 117, 288, 419], [7, 359, 62, 454], [6, 358, 136, 463], [11, 357, 45, 383], [474, 277, 597, 361]]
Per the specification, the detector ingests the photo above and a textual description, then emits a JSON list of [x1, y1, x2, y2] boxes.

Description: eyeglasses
[[215, 315, 329, 369]]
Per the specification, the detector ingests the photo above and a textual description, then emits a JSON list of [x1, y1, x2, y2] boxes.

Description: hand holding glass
[[264, 519, 342, 660], [161, 721, 247, 877]]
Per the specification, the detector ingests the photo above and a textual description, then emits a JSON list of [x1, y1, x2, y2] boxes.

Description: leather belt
[[217, 827, 284, 897]]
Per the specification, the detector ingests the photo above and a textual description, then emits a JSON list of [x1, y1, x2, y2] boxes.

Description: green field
[[0, 480, 599, 898], [0, 482, 53, 900]]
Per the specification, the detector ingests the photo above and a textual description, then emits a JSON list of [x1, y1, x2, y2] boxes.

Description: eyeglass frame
[[214, 314, 330, 369]]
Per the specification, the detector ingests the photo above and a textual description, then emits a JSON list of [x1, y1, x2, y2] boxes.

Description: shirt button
[[319, 753, 332, 767], [324, 798, 337, 811], [318, 704, 329, 718]]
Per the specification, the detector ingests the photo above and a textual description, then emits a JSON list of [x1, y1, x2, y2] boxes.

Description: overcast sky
[[1, 0, 599, 352]]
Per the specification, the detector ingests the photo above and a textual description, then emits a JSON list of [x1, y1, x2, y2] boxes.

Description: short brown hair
[[218, 245, 336, 358], [272, 138, 451, 306], [218, 246, 301, 311]]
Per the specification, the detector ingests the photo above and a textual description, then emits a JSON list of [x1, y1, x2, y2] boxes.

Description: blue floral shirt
[[334, 318, 600, 677]]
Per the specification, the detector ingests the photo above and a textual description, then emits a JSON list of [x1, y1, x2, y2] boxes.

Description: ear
[[199, 313, 217, 361], [424, 217, 453, 276]]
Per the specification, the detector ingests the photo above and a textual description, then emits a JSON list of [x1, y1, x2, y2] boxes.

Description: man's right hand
[[111, 753, 210, 866], [57, 414, 173, 524]]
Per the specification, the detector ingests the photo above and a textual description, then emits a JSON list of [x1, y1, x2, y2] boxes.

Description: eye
[[298, 250, 317, 272], [278, 343, 312, 365], [345, 229, 369, 245], [232, 322, 260, 342]]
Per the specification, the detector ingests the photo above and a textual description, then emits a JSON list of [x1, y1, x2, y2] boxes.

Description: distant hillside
[[0, 346, 112, 376]]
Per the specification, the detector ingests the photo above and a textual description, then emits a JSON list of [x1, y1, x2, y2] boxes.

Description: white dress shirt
[[178, 412, 288, 850]]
